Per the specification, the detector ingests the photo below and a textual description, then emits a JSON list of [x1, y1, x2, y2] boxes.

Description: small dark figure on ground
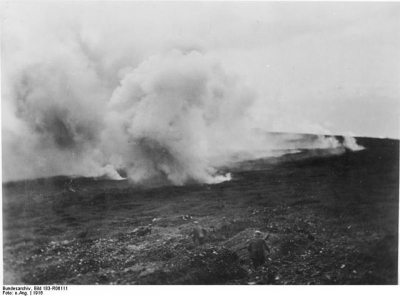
[[248, 230, 270, 269], [191, 221, 207, 245]]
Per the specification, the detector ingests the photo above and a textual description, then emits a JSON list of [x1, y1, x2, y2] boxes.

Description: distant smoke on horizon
[[1, 8, 365, 185]]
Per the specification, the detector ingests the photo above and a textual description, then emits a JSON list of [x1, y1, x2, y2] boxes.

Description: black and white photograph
[[1, 0, 399, 288]]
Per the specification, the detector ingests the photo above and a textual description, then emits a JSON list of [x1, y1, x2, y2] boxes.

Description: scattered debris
[[131, 226, 152, 237], [3, 145, 398, 285]]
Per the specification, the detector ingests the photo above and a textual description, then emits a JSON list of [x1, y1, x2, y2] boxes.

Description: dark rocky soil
[[2, 137, 398, 285]]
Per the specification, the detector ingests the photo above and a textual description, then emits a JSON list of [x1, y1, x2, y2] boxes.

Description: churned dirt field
[[2, 137, 398, 285]]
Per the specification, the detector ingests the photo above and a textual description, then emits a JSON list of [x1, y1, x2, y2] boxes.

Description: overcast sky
[[2, 1, 399, 139]]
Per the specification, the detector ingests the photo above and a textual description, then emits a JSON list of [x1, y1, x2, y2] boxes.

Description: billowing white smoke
[[2, 37, 110, 182], [343, 135, 365, 151], [101, 48, 253, 185], [2, 18, 364, 185]]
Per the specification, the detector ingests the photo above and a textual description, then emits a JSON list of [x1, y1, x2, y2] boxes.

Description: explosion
[[1, 4, 364, 185]]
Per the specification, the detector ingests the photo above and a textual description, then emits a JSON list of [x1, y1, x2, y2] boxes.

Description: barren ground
[[2, 137, 398, 285]]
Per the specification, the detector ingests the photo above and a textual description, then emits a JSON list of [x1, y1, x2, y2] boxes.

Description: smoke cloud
[[100, 47, 259, 185], [1, 3, 365, 185]]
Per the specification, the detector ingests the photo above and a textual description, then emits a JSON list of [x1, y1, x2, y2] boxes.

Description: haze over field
[[1, 2, 399, 184]]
